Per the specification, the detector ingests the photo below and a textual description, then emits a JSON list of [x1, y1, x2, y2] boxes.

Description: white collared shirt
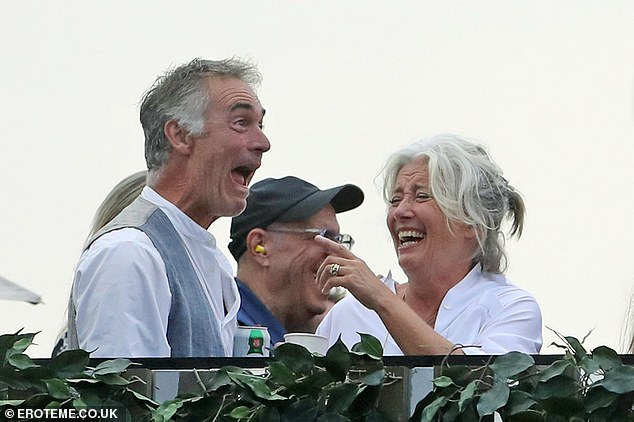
[[72, 187, 239, 357], [316, 266, 542, 355]]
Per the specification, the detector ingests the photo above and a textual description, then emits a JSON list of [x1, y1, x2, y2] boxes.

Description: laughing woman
[[315, 134, 542, 355]]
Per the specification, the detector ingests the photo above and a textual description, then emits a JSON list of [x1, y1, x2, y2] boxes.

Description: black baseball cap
[[229, 176, 364, 260]]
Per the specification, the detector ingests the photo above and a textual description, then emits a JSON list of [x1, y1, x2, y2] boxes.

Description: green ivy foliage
[[0, 329, 156, 420], [8, 329, 633, 422], [412, 332, 634, 422], [0, 331, 395, 422], [153, 333, 394, 422]]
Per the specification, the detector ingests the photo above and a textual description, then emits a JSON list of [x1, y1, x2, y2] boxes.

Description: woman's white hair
[[381, 134, 525, 274]]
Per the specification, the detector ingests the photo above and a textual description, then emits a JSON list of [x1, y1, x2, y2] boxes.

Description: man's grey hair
[[139, 57, 261, 184], [381, 134, 525, 274]]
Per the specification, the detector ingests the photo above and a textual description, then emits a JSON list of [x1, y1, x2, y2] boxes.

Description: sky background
[[1, 1, 633, 357]]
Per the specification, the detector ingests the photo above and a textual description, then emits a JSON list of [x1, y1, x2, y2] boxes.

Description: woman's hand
[[315, 235, 463, 355], [315, 235, 393, 311]]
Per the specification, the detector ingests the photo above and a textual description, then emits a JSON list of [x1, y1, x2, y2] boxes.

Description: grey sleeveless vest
[[68, 196, 225, 357]]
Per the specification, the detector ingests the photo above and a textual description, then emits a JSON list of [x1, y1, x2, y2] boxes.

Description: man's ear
[[246, 229, 270, 266], [164, 120, 193, 155]]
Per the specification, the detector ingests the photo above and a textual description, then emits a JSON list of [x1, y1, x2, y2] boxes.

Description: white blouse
[[316, 265, 542, 355]]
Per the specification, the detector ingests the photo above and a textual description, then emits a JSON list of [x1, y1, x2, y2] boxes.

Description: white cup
[[283, 333, 329, 355]]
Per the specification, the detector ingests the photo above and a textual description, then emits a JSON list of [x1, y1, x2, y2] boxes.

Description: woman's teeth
[[398, 230, 425, 247]]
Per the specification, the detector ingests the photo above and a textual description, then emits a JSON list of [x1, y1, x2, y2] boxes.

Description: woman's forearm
[[373, 293, 463, 355]]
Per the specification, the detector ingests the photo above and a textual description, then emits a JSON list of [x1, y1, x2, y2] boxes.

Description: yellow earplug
[[255, 245, 266, 254]]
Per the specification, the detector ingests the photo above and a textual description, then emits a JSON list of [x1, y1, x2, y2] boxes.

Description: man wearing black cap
[[228, 176, 364, 345]]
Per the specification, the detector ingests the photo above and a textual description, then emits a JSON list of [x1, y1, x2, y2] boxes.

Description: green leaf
[[268, 361, 297, 387], [458, 380, 478, 412], [422, 396, 448, 421], [584, 385, 617, 412], [0, 331, 21, 358], [287, 369, 334, 397], [126, 387, 159, 407], [476, 380, 509, 417], [564, 336, 588, 361], [595, 365, 634, 394], [534, 374, 580, 399], [18, 393, 52, 409], [0, 367, 47, 391], [229, 405, 254, 419], [207, 366, 240, 391], [43, 378, 71, 400], [91, 358, 135, 375], [325, 383, 359, 414], [490, 352, 534, 380], [49, 349, 90, 378], [0, 399, 25, 406], [21, 365, 55, 380], [72, 397, 87, 408], [95, 373, 132, 386], [538, 359, 573, 382], [505, 390, 537, 416], [592, 346, 622, 372], [152, 398, 184, 422], [228, 372, 286, 401], [72, 390, 103, 408], [433, 375, 454, 388], [439, 365, 481, 388], [351, 333, 383, 359], [438, 401, 460, 422], [274, 343, 315, 374], [10, 335, 36, 354], [349, 384, 382, 416], [323, 337, 351, 382], [8, 353, 39, 369], [578, 355, 601, 375]]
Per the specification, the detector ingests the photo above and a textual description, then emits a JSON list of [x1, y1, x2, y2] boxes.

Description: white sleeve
[[72, 229, 172, 357]]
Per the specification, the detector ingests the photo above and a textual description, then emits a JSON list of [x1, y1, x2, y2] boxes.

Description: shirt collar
[[141, 186, 216, 246], [441, 265, 482, 303]]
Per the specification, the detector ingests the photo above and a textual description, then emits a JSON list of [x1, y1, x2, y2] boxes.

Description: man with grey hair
[[68, 58, 270, 357]]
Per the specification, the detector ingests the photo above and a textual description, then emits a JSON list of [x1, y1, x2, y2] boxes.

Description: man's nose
[[253, 129, 270, 153]]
